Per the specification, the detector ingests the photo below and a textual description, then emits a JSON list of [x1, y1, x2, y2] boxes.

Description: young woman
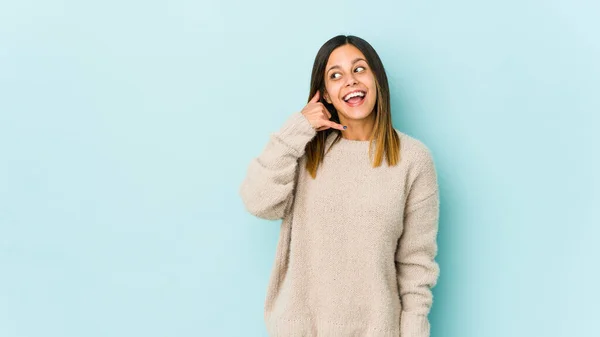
[[239, 35, 440, 337]]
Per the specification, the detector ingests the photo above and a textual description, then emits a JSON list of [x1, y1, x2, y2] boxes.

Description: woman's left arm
[[395, 147, 441, 337]]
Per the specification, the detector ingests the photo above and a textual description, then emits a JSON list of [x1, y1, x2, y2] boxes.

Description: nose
[[345, 73, 358, 87]]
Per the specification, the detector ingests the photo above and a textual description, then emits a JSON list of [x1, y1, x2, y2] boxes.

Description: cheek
[[325, 83, 341, 102], [367, 80, 377, 100], [366, 76, 376, 91]]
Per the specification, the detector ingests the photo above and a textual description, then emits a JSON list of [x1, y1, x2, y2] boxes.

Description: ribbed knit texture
[[239, 111, 440, 337]]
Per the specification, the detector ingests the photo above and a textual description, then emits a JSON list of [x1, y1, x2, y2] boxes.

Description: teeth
[[344, 91, 365, 101]]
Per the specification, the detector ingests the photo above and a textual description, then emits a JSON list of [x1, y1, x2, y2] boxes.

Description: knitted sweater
[[239, 111, 440, 337]]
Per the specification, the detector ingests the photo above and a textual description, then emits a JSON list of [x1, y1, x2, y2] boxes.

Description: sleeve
[[239, 111, 317, 220], [395, 147, 440, 337]]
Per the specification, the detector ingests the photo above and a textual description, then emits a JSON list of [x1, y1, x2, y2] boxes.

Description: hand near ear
[[301, 91, 346, 132]]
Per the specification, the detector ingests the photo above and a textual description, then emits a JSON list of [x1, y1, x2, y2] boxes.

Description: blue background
[[1, 0, 598, 336]]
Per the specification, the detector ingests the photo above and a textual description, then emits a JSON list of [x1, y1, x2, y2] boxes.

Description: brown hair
[[304, 35, 401, 178]]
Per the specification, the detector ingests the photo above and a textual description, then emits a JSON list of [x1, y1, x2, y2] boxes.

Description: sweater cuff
[[400, 311, 430, 337], [276, 111, 317, 154]]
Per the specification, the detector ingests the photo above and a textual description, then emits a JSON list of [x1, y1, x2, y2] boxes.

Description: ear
[[323, 91, 332, 104]]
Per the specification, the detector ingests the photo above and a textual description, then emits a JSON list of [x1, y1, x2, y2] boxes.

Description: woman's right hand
[[301, 91, 346, 132]]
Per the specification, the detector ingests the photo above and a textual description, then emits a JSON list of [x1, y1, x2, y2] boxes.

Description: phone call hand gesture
[[301, 91, 346, 132]]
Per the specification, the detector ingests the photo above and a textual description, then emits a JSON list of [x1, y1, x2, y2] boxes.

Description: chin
[[340, 109, 375, 121], [338, 103, 376, 120]]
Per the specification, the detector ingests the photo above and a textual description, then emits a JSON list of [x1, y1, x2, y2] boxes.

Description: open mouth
[[343, 90, 366, 107]]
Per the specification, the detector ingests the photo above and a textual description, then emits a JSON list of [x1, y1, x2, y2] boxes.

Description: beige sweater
[[239, 111, 440, 337]]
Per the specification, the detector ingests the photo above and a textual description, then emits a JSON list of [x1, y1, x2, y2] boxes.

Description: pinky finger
[[327, 121, 346, 131]]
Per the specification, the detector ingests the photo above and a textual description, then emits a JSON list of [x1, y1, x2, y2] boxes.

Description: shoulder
[[394, 130, 439, 199], [393, 129, 435, 169]]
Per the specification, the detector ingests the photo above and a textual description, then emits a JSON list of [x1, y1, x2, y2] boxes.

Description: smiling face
[[323, 44, 377, 123]]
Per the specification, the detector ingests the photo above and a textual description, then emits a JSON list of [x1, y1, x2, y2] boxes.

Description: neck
[[338, 113, 376, 141]]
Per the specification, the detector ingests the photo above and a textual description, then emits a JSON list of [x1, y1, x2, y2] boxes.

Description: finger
[[321, 107, 331, 119], [327, 121, 346, 131], [316, 125, 329, 131], [310, 90, 320, 103]]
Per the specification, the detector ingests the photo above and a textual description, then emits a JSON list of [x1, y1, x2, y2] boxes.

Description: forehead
[[326, 44, 366, 67]]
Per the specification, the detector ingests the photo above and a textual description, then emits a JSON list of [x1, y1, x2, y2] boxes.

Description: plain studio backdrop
[[1, 0, 598, 336]]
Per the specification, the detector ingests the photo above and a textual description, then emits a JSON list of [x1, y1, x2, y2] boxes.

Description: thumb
[[310, 90, 320, 103]]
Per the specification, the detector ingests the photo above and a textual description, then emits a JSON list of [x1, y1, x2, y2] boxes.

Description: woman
[[239, 35, 440, 337]]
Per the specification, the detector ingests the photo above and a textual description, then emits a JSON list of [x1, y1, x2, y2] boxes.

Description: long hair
[[305, 35, 401, 178]]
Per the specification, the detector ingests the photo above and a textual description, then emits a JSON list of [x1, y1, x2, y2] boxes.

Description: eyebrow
[[326, 57, 366, 73]]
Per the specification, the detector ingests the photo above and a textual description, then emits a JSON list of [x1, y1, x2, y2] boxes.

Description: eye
[[330, 72, 341, 79], [355, 66, 366, 72]]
